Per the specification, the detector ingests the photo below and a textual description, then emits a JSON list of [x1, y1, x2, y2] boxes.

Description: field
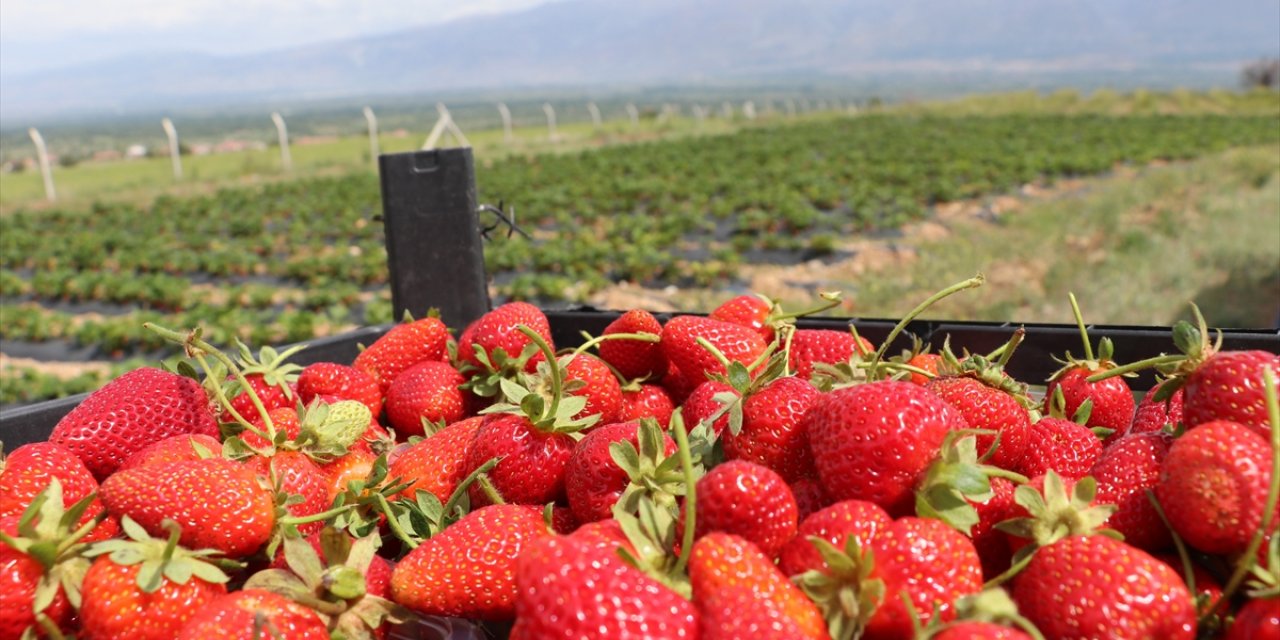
[[1, 90, 1279, 407]]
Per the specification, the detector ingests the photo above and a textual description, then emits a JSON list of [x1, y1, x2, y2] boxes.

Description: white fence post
[[271, 112, 293, 172], [161, 118, 182, 180], [27, 128, 56, 202], [363, 106, 380, 168], [422, 103, 471, 149], [587, 102, 603, 130], [743, 101, 757, 120], [626, 103, 639, 128], [497, 103, 514, 144], [542, 102, 559, 141]]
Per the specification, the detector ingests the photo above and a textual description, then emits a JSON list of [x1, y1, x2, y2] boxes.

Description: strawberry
[[1155, 554, 1223, 618], [512, 533, 698, 639], [661, 360, 700, 405], [390, 504, 551, 620], [119, 434, 221, 470], [1130, 381, 1184, 435], [1090, 430, 1175, 551], [241, 405, 303, 449], [710, 293, 775, 340], [696, 585, 813, 639], [693, 459, 799, 559], [661, 315, 768, 386], [619, 382, 676, 427], [931, 622, 1034, 640], [320, 446, 378, 508], [49, 367, 220, 480], [244, 450, 331, 537], [689, 532, 830, 639], [723, 375, 822, 483], [1155, 419, 1276, 555], [997, 472, 1115, 560], [967, 476, 1019, 580], [789, 328, 874, 381], [1012, 415, 1102, 480], [862, 517, 984, 639], [564, 421, 678, 524], [464, 412, 578, 506], [680, 379, 737, 436], [383, 359, 468, 437], [221, 342, 304, 424], [1182, 350, 1280, 434], [175, 588, 330, 639], [353, 315, 449, 392], [1011, 535, 1195, 639], [0, 488, 94, 640], [563, 352, 624, 425], [0, 536, 75, 639], [1, 442, 118, 542], [805, 380, 967, 515], [78, 518, 230, 640], [297, 361, 383, 417], [1043, 294, 1136, 442], [458, 301, 553, 385], [778, 499, 891, 577], [598, 308, 667, 380], [388, 415, 484, 504], [926, 374, 1033, 470], [907, 352, 943, 386], [99, 457, 276, 558], [1225, 597, 1280, 640], [790, 477, 833, 521]]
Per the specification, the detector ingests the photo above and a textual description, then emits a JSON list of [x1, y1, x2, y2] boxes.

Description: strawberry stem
[[868, 275, 985, 374], [280, 504, 356, 527], [1145, 491, 1200, 609], [772, 291, 843, 323], [571, 331, 660, 358], [671, 410, 697, 578], [375, 493, 419, 550], [518, 325, 563, 421], [35, 613, 68, 640], [1085, 354, 1184, 382], [1068, 293, 1095, 362], [475, 473, 506, 506]]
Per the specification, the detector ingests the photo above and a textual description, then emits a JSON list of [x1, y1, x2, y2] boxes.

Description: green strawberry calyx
[[792, 535, 885, 640], [0, 480, 105, 617], [989, 471, 1119, 586], [83, 517, 232, 593], [915, 432, 1029, 535], [478, 325, 600, 434]]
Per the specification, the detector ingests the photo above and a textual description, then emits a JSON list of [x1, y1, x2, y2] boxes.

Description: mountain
[[3, 0, 1277, 123]]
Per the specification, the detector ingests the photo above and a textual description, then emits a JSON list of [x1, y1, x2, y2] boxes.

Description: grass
[[824, 146, 1280, 327]]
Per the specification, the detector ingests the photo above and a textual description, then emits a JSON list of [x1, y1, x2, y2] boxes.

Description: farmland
[[1, 90, 1279, 406]]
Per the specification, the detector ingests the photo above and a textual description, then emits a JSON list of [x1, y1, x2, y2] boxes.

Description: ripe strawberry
[[778, 499, 892, 577], [1013, 416, 1103, 480], [353, 315, 449, 392], [1225, 597, 1280, 640], [78, 518, 230, 640], [1045, 366, 1135, 441], [390, 504, 551, 620], [1182, 350, 1280, 434], [710, 293, 775, 340], [619, 383, 676, 427], [1090, 430, 1175, 551], [863, 517, 984, 639], [297, 361, 383, 417], [244, 450, 330, 537], [99, 457, 276, 558], [689, 532, 829, 639], [790, 477, 833, 522], [681, 379, 737, 436], [805, 380, 967, 515], [564, 421, 678, 524], [1, 441, 117, 542], [926, 374, 1032, 470], [661, 360, 700, 405], [320, 447, 378, 507], [788, 328, 874, 380], [221, 342, 304, 424], [241, 405, 303, 449], [457, 301, 553, 377], [389, 415, 484, 504], [696, 585, 813, 639], [907, 352, 943, 385], [1155, 420, 1276, 555], [693, 460, 799, 559], [383, 359, 468, 437], [564, 352, 624, 425], [967, 476, 1019, 580], [0, 538, 74, 639], [49, 367, 220, 480], [932, 622, 1034, 640], [661, 315, 768, 385], [1156, 554, 1223, 618], [119, 434, 221, 470], [175, 588, 330, 639], [464, 412, 578, 506], [598, 308, 667, 381], [1012, 535, 1195, 639], [1130, 381, 1184, 435], [513, 533, 698, 639], [724, 375, 822, 483]]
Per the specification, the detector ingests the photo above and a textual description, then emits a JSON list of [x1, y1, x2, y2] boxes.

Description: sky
[[0, 0, 560, 77]]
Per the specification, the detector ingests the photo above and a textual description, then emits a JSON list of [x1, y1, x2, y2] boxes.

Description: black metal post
[[378, 148, 491, 330]]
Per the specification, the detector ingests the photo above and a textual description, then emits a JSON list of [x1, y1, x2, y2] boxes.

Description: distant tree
[[1241, 58, 1280, 90]]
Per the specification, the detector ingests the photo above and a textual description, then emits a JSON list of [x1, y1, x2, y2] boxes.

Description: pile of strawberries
[[2, 284, 1278, 640]]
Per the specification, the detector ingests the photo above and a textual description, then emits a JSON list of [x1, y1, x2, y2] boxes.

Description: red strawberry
[[49, 367, 220, 480], [464, 412, 577, 506], [513, 533, 698, 639], [619, 383, 676, 427], [690, 532, 830, 639], [1013, 416, 1103, 480], [1225, 597, 1280, 640], [696, 584, 813, 639], [778, 499, 892, 577], [353, 316, 449, 391], [241, 406, 303, 449], [99, 457, 276, 558], [968, 476, 1019, 580], [998, 472, 1114, 559], [661, 360, 700, 405], [319, 447, 377, 507], [907, 352, 943, 385], [564, 421, 677, 524], [1012, 535, 1195, 639], [1130, 381, 1184, 435], [119, 434, 221, 470], [790, 477, 833, 522], [458, 301, 553, 376], [710, 293, 775, 340], [221, 343, 304, 424], [661, 315, 768, 385], [244, 450, 330, 537], [598, 308, 667, 380], [0, 538, 74, 639], [390, 504, 551, 620], [1155, 420, 1276, 555], [175, 588, 330, 639], [933, 622, 1034, 639], [693, 460, 799, 559], [564, 353, 623, 425], [724, 375, 822, 483], [863, 517, 984, 639], [1182, 350, 1280, 434], [0, 442, 117, 542], [789, 328, 874, 380], [1090, 430, 1175, 551], [926, 375, 1032, 470], [383, 360, 468, 437], [805, 380, 967, 515], [389, 416, 484, 504], [1045, 366, 1135, 442], [1156, 554, 1223, 618], [681, 379, 737, 436], [78, 519, 230, 640], [297, 361, 383, 417]]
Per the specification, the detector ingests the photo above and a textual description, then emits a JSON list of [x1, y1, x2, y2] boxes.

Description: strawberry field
[[2, 110, 1279, 407]]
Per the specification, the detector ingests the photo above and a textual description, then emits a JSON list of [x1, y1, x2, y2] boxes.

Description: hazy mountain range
[[3, 0, 1277, 124]]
